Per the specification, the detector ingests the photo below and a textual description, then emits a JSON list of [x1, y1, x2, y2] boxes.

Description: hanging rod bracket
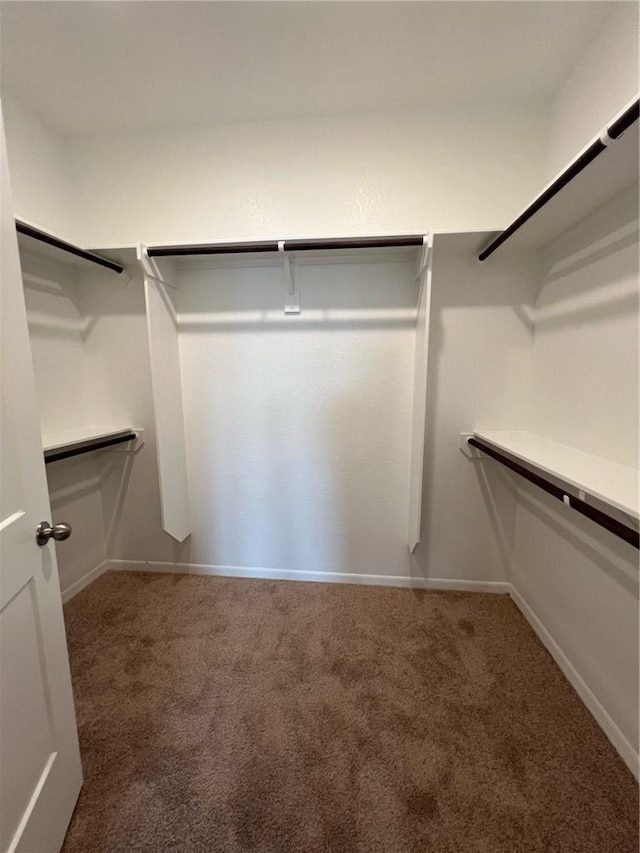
[[279, 241, 300, 315], [414, 234, 431, 304], [459, 432, 481, 458], [599, 128, 614, 147], [137, 242, 177, 289], [137, 242, 160, 280], [415, 234, 430, 282]]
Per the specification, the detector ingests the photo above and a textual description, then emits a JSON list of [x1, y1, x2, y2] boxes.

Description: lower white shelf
[[471, 430, 639, 521], [42, 426, 143, 462], [43, 425, 134, 453]]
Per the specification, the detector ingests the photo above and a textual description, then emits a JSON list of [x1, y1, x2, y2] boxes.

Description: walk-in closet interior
[[0, 2, 638, 851]]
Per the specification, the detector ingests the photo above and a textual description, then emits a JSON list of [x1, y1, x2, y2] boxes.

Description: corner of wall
[[544, 3, 640, 180], [1, 94, 79, 242]]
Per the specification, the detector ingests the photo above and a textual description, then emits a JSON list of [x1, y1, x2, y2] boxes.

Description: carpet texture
[[61, 572, 638, 852]]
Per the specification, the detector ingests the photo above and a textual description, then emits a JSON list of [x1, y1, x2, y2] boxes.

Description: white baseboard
[[510, 585, 639, 780], [61, 560, 110, 603], [107, 559, 510, 594]]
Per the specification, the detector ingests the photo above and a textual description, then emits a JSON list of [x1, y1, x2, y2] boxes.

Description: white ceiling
[[0, 1, 612, 137]]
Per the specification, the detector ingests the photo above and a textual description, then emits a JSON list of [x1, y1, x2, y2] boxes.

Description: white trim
[[107, 559, 509, 594], [61, 560, 110, 603], [510, 584, 639, 780]]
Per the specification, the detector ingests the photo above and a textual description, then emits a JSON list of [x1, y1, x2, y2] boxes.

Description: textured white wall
[[4, 11, 637, 247], [75, 265, 182, 566], [21, 250, 190, 593], [45, 244, 541, 592], [511, 187, 639, 774], [413, 235, 539, 584], [66, 248, 542, 590], [45, 457, 108, 599], [545, 2, 639, 180], [526, 2, 640, 773], [2, 97, 76, 241], [174, 256, 416, 579], [67, 102, 549, 247], [88, 255, 421, 581], [21, 252, 93, 439], [21, 248, 108, 595], [530, 187, 639, 468], [512, 484, 638, 773]]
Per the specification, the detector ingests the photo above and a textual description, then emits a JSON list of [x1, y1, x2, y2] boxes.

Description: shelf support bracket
[[136, 242, 177, 289], [279, 241, 300, 315], [415, 234, 431, 306]]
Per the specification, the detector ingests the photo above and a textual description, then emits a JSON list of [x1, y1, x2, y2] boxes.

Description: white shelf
[[481, 117, 639, 254], [16, 220, 125, 275], [472, 430, 639, 521], [43, 425, 135, 454]]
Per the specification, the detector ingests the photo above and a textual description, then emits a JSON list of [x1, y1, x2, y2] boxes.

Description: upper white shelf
[[472, 430, 639, 521], [478, 102, 639, 257], [143, 234, 426, 270], [43, 425, 134, 454], [16, 220, 125, 275]]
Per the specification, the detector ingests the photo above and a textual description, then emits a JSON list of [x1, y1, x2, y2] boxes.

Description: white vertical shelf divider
[[137, 244, 191, 542], [407, 234, 432, 552]]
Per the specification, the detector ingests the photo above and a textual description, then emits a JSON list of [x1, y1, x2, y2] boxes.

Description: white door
[[0, 109, 82, 852]]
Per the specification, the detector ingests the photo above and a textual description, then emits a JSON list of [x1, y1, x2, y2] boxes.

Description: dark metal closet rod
[[478, 97, 640, 262], [44, 433, 136, 464], [284, 235, 425, 251], [147, 234, 424, 257], [16, 220, 124, 274], [468, 437, 639, 549]]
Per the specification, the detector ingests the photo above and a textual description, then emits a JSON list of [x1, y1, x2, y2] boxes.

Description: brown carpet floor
[[61, 571, 638, 853]]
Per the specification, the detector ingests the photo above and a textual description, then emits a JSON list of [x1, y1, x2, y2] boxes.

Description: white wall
[[1, 97, 76, 241], [511, 485, 638, 775], [530, 187, 639, 468], [5, 8, 637, 246], [20, 247, 109, 596], [545, 2, 639, 180], [67, 102, 549, 247], [510, 187, 639, 775], [35, 239, 543, 595], [46, 457, 108, 601], [19, 245, 167, 598], [413, 234, 539, 585], [65, 244, 543, 593], [75, 264, 181, 566], [21, 252, 93, 439], [529, 0, 639, 775], [90, 253, 422, 583], [174, 255, 417, 580]]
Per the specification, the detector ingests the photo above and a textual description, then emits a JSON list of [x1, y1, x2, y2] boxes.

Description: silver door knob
[[36, 521, 72, 546]]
